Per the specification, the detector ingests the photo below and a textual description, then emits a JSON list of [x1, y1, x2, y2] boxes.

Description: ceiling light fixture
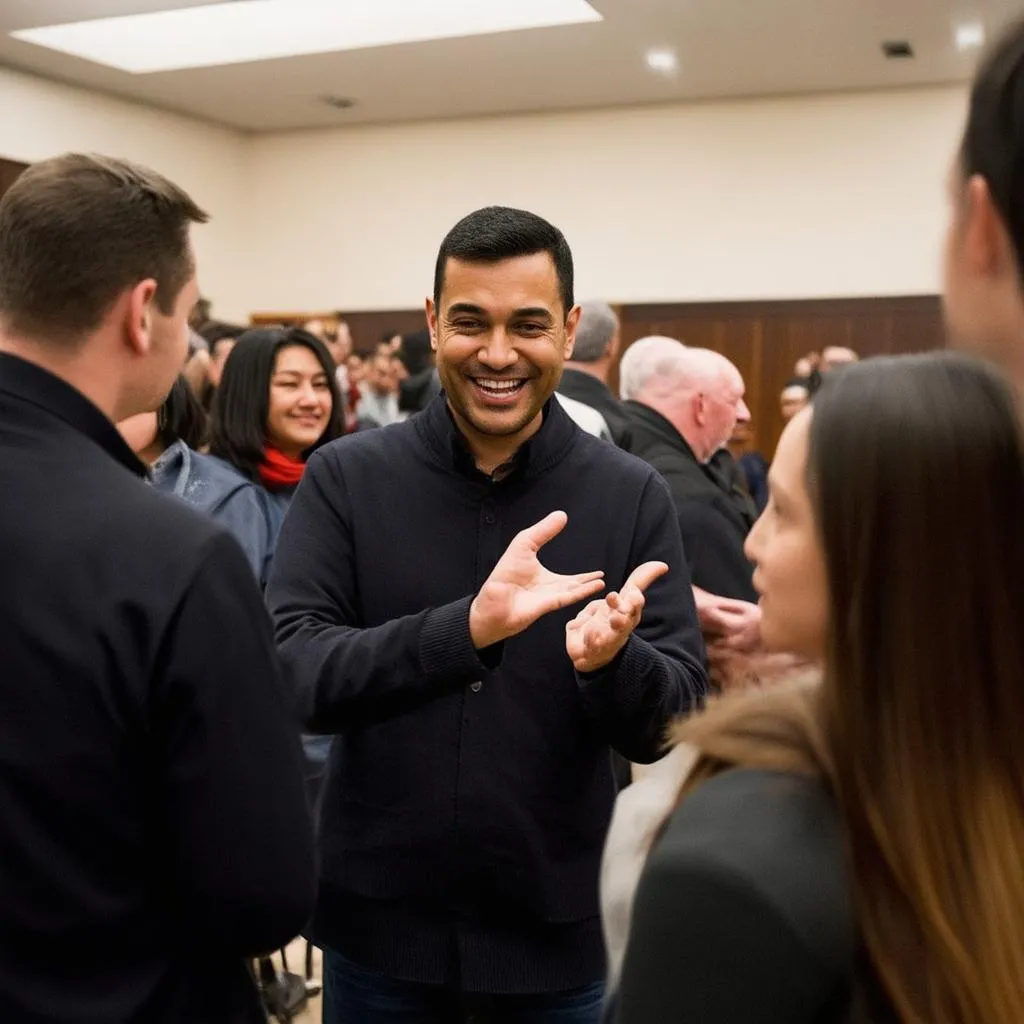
[[645, 48, 679, 75], [955, 22, 985, 52], [10, 0, 603, 75]]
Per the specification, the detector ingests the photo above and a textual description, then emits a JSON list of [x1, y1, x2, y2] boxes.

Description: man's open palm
[[566, 560, 668, 672], [469, 511, 605, 649]]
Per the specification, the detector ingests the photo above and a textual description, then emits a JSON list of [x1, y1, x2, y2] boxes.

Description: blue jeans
[[323, 948, 604, 1024]]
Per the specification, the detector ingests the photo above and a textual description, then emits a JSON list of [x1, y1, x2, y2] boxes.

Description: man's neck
[[450, 403, 543, 476], [564, 360, 608, 384], [0, 334, 120, 422]]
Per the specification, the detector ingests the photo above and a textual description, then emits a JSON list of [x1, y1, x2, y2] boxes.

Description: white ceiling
[[0, 0, 1017, 133]]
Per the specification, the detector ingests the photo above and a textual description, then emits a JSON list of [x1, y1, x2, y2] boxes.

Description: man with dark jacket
[[268, 206, 707, 1023], [0, 154, 315, 1023], [620, 337, 757, 604], [556, 299, 632, 447]]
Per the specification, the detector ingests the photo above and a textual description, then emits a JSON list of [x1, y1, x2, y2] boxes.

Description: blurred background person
[[780, 378, 811, 423], [608, 353, 1024, 1024], [118, 375, 271, 581], [209, 326, 344, 586], [357, 346, 403, 426], [820, 345, 859, 372], [397, 328, 442, 414], [726, 417, 768, 514], [557, 300, 632, 447]]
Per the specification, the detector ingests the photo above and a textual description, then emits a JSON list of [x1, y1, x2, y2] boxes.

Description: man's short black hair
[[433, 206, 574, 317], [962, 16, 1024, 272]]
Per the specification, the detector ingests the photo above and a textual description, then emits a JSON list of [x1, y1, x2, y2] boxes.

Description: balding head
[[621, 338, 749, 462]]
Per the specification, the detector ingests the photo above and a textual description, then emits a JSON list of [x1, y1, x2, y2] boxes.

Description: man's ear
[[964, 174, 1015, 280], [692, 393, 708, 426], [426, 297, 439, 352], [563, 304, 581, 359], [125, 279, 159, 356]]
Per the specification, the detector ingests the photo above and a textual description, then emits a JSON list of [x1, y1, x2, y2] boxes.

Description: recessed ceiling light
[[645, 48, 679, 75], [955, 22, 985, 52], [10, 0, 603, 75]]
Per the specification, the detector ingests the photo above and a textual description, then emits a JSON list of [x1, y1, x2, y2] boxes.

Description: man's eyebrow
[[511, 307, 554, 321], [446, 303, 488, 317]]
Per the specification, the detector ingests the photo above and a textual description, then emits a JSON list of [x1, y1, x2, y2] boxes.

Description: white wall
[[0, 67, 250, 321], [245, 86, 967, 314]]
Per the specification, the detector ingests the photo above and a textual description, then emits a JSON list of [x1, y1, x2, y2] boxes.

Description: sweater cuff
[[419, 596, 501, 686], [576, 633, 660, 716]]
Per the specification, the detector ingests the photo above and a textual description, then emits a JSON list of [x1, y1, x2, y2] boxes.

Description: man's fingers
[[519, 510, 569, 552], [622, 560, 669, 594]]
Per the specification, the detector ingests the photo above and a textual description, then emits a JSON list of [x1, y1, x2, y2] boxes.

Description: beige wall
[[245, 86, 967, 315], [0, 68, 967, 319], [0, 67, 250, 321]]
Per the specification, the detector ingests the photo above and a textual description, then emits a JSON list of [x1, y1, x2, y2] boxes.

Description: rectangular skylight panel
[[11, 0, 604, 75]]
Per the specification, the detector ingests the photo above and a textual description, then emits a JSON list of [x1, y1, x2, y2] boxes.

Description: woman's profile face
[[266, 344, 333, 458], [744, 408, 828, 661]]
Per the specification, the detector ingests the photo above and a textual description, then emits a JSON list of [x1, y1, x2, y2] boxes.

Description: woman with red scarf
[[209, 326, 344, 587]]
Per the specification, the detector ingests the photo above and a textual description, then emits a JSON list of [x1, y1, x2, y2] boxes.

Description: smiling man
[[267, 206, 706, 1024]]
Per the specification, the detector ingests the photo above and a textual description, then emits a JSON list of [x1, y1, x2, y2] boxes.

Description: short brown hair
[[0, 153, 208, 344]]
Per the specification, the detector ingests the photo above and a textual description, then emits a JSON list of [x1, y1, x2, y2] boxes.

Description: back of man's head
[[0, 153, 208, 346], [619, 336, 690, 401], [571, 301, 619, 363]]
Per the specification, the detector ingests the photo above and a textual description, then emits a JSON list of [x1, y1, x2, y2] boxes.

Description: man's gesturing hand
[[565, 561, 669, 673], [468, 511, 606, 650]]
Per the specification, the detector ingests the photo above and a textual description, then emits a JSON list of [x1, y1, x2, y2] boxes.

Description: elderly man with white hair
[[620, 337, 764, 686]]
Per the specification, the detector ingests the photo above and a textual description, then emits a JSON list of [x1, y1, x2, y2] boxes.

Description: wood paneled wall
[[252, 295, 944, 454], [0, 158, 29, 200], [619, 296, 944, 455]]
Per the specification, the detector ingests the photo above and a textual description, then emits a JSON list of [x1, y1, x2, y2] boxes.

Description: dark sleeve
[[576, 474, 707, 763], [676, 501, 758, 603], [153, 531, 315, 957], [266, 452, 496, 732], [614, 856, 833, 1024]]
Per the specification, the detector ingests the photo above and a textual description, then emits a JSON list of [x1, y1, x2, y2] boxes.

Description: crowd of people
[[3, 14, 1024, 1024]]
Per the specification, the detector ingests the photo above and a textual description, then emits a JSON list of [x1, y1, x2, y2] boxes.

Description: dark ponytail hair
[[156, 375, 207, 451]]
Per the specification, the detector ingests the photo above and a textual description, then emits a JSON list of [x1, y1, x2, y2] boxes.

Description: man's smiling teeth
[[474, 378, 524, 394]]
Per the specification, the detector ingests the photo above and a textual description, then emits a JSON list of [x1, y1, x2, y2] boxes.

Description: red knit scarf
[[259, 445, 305, 491]]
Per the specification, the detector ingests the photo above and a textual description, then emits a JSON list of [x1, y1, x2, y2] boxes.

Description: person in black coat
[[0, 154, 315, 1024], [607, 354, 1024, 1024], [619, 338, 756, 603], [267, 206, 707, 1023], [556, 300, 632, 447]]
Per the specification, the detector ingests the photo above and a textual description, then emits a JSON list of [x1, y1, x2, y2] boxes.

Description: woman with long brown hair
[[605, 353, 1024, 1023]]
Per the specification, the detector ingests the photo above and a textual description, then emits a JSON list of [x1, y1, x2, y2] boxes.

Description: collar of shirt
[[423, 393, 577, 484], [0, 351, 148, 479]]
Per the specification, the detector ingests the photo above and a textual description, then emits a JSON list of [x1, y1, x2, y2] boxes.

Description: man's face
[[427, 253, 579, 442], [702, 370, 750, 457]]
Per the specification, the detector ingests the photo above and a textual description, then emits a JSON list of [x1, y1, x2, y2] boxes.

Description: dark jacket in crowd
[[267, 395, 707, 994], [557, 367, 633, 448], [612, 769, 854, 1024], [625, 401, 757, 602], [0, 353, 316, 1024]]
